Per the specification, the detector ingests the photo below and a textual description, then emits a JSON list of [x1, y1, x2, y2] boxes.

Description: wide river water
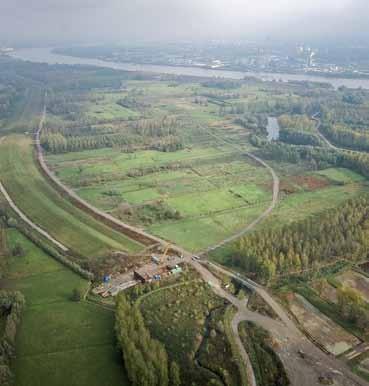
[[9, 47, 369, 90]]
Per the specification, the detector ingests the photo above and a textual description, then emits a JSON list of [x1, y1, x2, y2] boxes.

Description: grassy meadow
[[5, 229, 129, 386], [0, 135, 142, 260]]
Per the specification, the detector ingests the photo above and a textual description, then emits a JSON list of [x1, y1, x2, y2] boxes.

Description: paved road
[[31, 104, 260, 384], [36, 106, 281, 253]]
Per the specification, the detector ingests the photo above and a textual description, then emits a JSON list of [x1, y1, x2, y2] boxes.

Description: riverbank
[[9, 47, 369, 90]]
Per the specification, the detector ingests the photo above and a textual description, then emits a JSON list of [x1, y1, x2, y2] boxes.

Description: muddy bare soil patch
[[288, 293, 360, 355], [291, 175, 330, 191]]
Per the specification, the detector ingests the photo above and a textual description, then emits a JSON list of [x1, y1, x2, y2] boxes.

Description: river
[[9, 47, 369, 90]]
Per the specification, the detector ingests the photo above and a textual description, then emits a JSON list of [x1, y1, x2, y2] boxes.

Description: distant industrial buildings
[[0, 47, 14, 55]]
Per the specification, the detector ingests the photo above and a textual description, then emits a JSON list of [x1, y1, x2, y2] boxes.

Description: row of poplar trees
[[115, 293, 181, 386]]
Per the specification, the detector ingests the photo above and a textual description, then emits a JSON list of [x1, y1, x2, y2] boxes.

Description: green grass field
[[315, 168, 366, 185], [48, 147, 229, 182], [83, 92, 139, 122], [5, 229, 129, 386], [149, 203, 269, 251], [260, 183, 367, 230], [47, 145, 272, 251], [0, 135, 142, 259]]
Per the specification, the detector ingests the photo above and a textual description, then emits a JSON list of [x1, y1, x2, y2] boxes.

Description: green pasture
[[5, 229, 129, 386]]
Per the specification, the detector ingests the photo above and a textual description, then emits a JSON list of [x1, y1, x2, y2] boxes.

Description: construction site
[[92, 243, 185, 297]]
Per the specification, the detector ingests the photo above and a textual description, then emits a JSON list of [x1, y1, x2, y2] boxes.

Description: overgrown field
[[138, 276, 243, 386], [4, 228, 129, 386], [239, 321, 289, 386], [259, 165, 368, 230]]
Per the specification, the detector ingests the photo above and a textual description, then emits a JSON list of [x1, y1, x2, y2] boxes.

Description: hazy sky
[[1, 0, 368, 45]]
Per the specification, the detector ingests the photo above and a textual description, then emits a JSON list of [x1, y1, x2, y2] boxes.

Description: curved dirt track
[[203, 151, 279, 254], [313, 113, 365, 154], [198, 127, 280, 255]]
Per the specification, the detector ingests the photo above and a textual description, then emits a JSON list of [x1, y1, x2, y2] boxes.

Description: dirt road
[[198, 127, 280, 255], [312, 113, 339, 150], [313, 113, 364, 155], [206, 262, 369, 386]]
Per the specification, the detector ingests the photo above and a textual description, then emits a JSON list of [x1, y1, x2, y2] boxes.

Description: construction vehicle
[[162, 244, 171, 258]]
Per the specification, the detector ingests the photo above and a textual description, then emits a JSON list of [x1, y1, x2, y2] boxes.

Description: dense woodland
[[0, 86, 23, 121], [230, 196, 369, 284], [279, 128, 322, 146], [234, 113, 267, 136], [320, 122, 369, 152], [318, 92, 369, 151]]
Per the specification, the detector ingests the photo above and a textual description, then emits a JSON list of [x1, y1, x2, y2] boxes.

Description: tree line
[[257, 140, 369, 179], [41, 132, 184, 154], [0, 208, 94, 281], [0, 291, 25, 386], [230, 196, 369, 283], [41, 116, 184, 154], [115, 293, 181, 386], [319, 101, 369, 151], [320, 123, 369, 152], [337, 286, 369, 330]]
